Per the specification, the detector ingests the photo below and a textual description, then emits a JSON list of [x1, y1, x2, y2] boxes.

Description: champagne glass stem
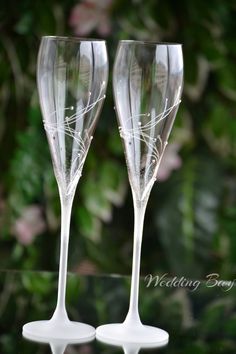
[[52, 192, 74, 322], [124, 197, 148, 326]]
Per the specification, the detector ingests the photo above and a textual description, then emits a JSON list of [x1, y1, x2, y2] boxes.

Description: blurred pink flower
[[0, 194, 5, 213], [12, 205, 46, 245], [0, 186, 6, 229], [77, 344, 93, 354], [69, 0, 113, 36], [158, 143, 182, 181], [76, 259, 97, 275]]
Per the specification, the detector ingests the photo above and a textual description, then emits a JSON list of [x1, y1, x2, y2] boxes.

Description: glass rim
[[41, 36, 106, 43], [119, 40, 182, 46]]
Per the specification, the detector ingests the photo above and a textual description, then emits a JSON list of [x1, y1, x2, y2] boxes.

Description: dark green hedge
[[0, 0, 236, 279]]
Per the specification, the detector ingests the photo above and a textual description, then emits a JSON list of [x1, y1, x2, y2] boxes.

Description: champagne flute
[[96, 40, 183, 344], [23, 36, 108, 341]]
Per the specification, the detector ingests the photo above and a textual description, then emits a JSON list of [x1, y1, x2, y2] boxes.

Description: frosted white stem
[[51, 191, 75, 322], [124, 197, 149, 326]]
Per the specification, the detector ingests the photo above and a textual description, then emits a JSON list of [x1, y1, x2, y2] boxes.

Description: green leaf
[[14, 13, 33, 34]]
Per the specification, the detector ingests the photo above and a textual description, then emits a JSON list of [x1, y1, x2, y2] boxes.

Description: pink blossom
[[76, 259, 97, 274], [12, 205, 46, 245], [0, 186, 6, 230], [158, 143, 182, 181], [0, 195, 5, 213], [69, 0, 113, 36], [77, 344, 93, 354]]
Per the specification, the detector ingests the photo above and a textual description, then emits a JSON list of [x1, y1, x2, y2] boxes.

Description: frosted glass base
[[23, 320, 95, 342], [96, 323, 169, 345]]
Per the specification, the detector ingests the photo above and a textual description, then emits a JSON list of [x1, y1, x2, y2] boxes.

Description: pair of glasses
[[22, 36, 183, 346]]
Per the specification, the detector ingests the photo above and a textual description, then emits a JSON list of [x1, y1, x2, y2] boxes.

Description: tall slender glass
[[96, 41, 183, 344], [23, 36, 108, 341]]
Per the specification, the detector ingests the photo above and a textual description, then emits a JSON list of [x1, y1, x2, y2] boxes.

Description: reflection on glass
[[22, 36, 108, 341], [22, 334, 94, 354], [97, 40, 183, 344], [97, 335, 168, 354]]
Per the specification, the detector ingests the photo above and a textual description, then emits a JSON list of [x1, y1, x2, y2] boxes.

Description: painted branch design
[[119, 87, 181, 186], [43, 82, 106, 195]]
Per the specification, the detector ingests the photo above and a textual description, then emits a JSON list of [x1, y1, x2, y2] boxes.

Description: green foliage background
[[1, 0, 236, 279]]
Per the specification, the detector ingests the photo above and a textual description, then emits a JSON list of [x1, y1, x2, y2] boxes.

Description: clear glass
[[23, 36, 108, 342], [96, 41, 183, 345]]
